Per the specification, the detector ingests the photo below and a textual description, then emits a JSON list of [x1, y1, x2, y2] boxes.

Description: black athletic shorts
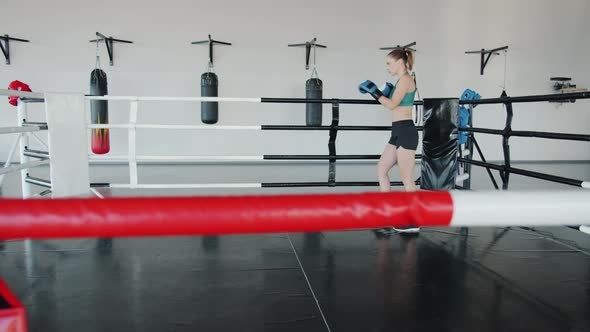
[[388, 120, 418, 150]]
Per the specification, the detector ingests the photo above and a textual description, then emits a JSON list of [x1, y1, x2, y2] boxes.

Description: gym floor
[[1, 162, 589, 332]]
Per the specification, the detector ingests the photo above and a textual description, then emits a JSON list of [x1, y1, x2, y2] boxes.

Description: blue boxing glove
[[358, 80, 384, 100], [461, 88, 481, 107], [458, 88, 480, 145], [381, 82, 394, 98]]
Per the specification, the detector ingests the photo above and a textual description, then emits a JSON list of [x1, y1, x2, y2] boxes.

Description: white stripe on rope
[[88, 124, 262, 130], [109, 183, 263, 189], [0, 89, 44, 99], [582, 182, 590, 189], [0, 126, 41, 135], [85, 96, 262, 103], [89, 155, 264, 162], [450, 191, 590, 227], [0, 160, 49, 176]]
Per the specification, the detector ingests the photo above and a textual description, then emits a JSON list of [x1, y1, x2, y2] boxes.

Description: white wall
[[1, 0, 589, 161]]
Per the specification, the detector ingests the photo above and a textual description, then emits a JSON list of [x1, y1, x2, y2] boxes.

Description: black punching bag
[[420, 98, 459, 190], [90, 69, 110, 154], [305, 78, 322, 126], [201, 72, 218, 124]]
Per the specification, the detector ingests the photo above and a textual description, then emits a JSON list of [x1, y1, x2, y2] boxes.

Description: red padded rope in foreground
[[0, 191, 453, 240]]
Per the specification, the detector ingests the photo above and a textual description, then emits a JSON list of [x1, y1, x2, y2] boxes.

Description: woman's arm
[[378, 76, 411, 110]]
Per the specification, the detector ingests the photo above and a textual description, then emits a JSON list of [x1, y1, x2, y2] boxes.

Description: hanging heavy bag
[[305, 78, 322, 126], [201, 72, 219, 124], [90, 69, 110, 154]]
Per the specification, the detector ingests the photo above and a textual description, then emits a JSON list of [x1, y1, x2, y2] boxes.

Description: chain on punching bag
[[201, 71, 219, 124], [90, 69, 110, 154]]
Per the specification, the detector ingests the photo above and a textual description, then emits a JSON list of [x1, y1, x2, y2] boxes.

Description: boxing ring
[[0, 87, 590, 331], [2, 88, 590, 193]]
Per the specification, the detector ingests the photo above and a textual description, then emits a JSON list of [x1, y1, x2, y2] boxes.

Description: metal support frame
[[288, 37, 326, 70], [25, 175, 52, 189], [191, 34, 232, 67], [23, 148, 49, 159], [21, 121, 48, 130], [17, 101, 32, 198], [0, 34, 29, 65], [89, 32, 133, 66], [379, 41, 416, 52], [465, 46, 509, 75]]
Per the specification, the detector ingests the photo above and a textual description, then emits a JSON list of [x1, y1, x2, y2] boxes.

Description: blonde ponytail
[[405, 50, 414, 71]]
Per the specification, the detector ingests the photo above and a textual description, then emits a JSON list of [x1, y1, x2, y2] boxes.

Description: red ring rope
[[0, 191, 453, 239]]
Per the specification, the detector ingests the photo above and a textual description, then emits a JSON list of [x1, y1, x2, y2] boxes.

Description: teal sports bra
[[391, 82, 416, 107]]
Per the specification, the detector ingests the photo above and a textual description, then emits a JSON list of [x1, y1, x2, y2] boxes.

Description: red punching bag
[[89, 69, 110, 154]]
